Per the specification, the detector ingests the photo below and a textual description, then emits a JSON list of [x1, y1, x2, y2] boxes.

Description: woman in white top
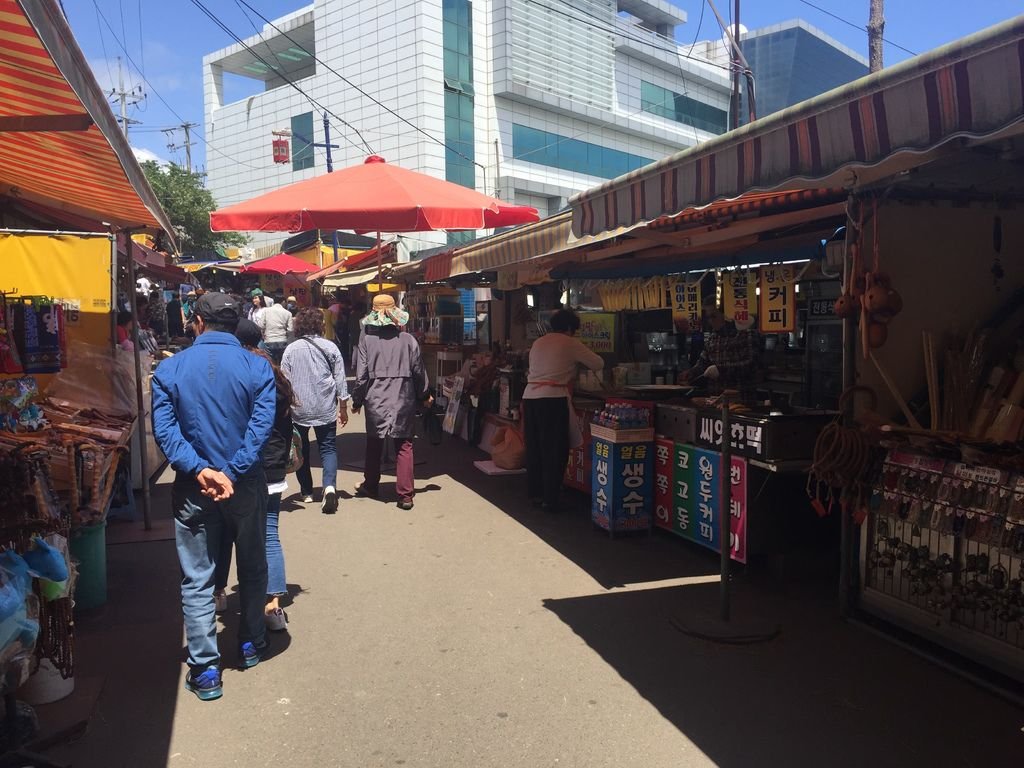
[[522, 309, 604, 512]]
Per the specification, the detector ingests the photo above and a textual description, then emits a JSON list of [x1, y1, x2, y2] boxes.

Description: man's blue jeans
[[296, 422, 337, 495], [173, 469, 268, 671]]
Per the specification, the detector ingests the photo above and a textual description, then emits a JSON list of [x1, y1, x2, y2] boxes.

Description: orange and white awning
[[0, 0, 173, 237]]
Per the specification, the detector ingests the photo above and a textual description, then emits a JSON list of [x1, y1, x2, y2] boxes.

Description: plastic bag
[[490, 426, 525, 470]]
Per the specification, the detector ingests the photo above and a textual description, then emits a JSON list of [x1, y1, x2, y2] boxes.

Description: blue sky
[[70, 1, 1021, 177]]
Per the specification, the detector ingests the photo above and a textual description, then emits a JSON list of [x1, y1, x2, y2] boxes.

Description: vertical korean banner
[[614, 442, 652, 532], [591, 437, 612, 530], [671, 278, 702, 331], [693, 448, 721, 551], [654, 438, 674, 532], [758, 265, 796, 333], [729, 456, 748, 563], [673, 443, 697, 541], [688, 449, 747, 562], [723, 270, 755, 330], [592, 437, 653, 532]]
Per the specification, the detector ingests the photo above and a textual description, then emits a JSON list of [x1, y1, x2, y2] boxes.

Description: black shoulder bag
[[301, 337, 336, 377]]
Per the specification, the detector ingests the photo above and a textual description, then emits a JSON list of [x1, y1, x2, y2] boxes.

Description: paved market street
[[46, 417, 1022, 768]]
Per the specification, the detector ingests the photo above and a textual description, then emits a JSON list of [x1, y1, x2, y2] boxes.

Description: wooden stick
[[870, 352, 924, 430]]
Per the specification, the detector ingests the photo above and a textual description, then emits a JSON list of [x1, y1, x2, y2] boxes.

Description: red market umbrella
[[241, 252, 316, 275], [210, 155, 539, 234]]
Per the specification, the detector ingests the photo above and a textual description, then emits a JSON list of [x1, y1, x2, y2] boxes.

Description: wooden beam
[[0, 114, 93, 133]]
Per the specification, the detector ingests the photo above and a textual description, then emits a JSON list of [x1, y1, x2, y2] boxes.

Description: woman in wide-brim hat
[[350, 294, 430, 510]]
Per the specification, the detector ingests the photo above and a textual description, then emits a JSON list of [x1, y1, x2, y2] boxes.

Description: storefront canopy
[[305, 242, 396, 282], [321, 264, 392, 289], [570, 15, 1024, 238], [0, 0, 174, 237]]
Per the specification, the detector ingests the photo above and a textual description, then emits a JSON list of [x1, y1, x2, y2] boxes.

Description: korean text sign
[[758, 265, 796, 333], [673, 442, 697, 540], [591, 437, 653, 532], [723, 270, 755, 328], [654, 438, 674, 533], [578, 313, 616, 354], [696, 411, 766, 459], [669, 445, 747, 562], [671, 279, 702, 330]]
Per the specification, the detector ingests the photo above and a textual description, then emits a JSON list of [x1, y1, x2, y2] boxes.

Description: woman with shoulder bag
[[281, 308, 350, 514], [214, 319, 298, 631]]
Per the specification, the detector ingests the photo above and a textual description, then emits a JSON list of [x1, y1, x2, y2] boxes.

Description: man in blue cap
[[151, 292, 276, 701]]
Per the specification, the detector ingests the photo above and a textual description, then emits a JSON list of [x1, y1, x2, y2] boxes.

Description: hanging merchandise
[[833, 200, 902, 356], [596, 277, 669, 312], [10, 297, 65, 374], [722, 270, 755, 330], [758, 265, 796, 333], [0, 294, 24, 374]]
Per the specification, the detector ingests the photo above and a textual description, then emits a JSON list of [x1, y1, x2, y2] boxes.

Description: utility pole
[[868, 0, 884, 72], [731, 0, 741, 129], [163, 122, 199, 172], [110, 57, 143, 137], [322, 112, 336, 173]]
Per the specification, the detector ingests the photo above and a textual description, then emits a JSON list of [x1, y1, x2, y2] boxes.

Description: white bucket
[[20, 658, 74, 705]]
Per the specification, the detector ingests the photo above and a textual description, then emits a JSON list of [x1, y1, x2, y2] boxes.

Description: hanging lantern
[[272, 138, 290, 164]]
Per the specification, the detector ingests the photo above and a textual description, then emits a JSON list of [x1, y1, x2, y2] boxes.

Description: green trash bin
[[70, 522, 107, 611]]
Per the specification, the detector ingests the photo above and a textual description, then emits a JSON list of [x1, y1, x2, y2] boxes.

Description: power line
[[136, 0, 146, 80], [797, 0, 917, 57], [188, 0, 372, 155], [238, 0, 485, 171], [232, 0, 362, 166], [686, 0, 707, 58], [91, 1, 264, 171], [92, 3, 116, 90]]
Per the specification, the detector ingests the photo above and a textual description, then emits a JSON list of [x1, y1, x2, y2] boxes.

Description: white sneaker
[[214, 591, 227, 613], [321, 486, 338, 514], [265, 607, 288, 632], [301, 494, 314, 504]]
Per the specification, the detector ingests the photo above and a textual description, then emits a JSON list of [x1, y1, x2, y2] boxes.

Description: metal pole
[[109, 237, 118, 351], [124, 234, 153, 530], [731, 0, 741, 130], [183, 122, 193, 173], [719, 399, 732, 622], [323, 112, 334, 173], [839, 199, 858, 615], [376, 231, 383, 291]]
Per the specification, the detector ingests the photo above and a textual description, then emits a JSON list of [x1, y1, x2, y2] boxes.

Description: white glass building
[[202, 0, 732, 249]]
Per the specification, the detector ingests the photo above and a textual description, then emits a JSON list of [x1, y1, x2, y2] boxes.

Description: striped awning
[[448, 213, 572, 277], [305, 242, 395, 282], [322, 264, 391, 289], [571, 15, 1024, 238], [0, 0, 173, 237]]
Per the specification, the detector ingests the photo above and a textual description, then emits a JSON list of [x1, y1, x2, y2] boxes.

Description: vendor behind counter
[[523, 309, 605, 512], [679, 304, 761, 396]]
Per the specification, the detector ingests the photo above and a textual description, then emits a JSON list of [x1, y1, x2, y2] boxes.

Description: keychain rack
[[863, 447, 1024, 659]]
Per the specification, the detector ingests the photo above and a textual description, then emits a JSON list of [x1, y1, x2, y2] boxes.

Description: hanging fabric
[[0, 295, 24, 374], [12, 297, 63, 374]]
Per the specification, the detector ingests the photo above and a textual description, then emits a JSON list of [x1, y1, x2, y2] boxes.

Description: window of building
[[290, 112, 314, 171], [511, 124, 652, 179], [443, 0, 476, 242], [640, 81, 728, 135]]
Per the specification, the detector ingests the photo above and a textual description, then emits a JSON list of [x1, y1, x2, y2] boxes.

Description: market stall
[[553, 16, 1024, 681], [0, 0, 176, 745]]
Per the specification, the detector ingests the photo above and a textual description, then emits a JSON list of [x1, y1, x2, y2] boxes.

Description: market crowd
[[151, 289, 429, 701]]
